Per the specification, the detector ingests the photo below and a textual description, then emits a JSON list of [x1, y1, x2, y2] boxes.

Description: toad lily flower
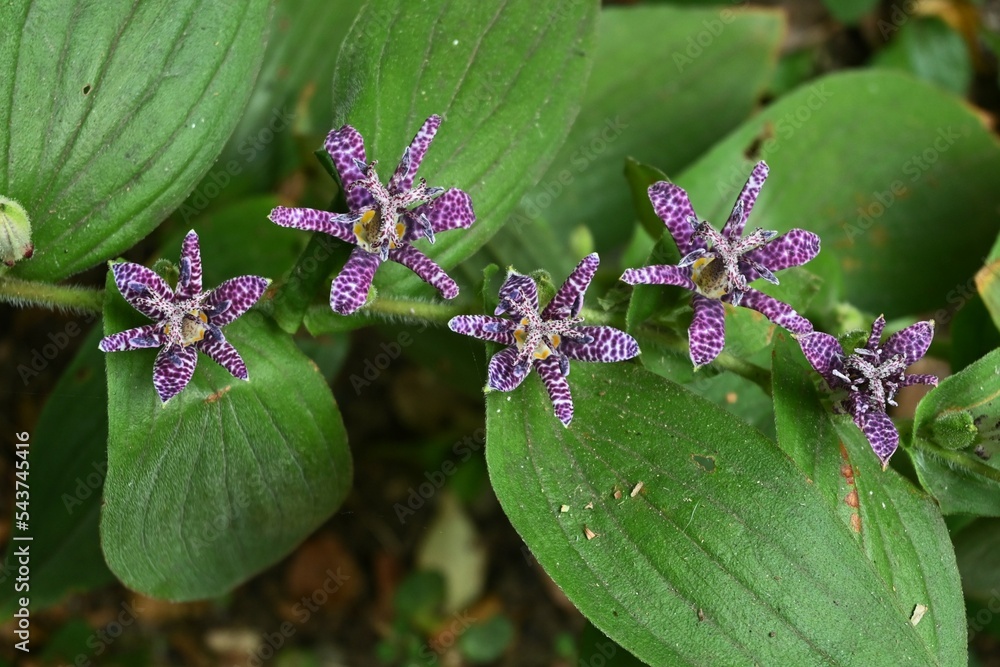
[[99, 231, 269, 403], [449, 254, 639, 426], [620, 162, 820, 368], [797, 315, 938, 467], [268, 115, 475, 315]]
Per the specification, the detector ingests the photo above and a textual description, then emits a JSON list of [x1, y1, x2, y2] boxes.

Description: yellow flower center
[[164, 310, 209, 347], [690, 255, 729, 299], [353, 209, 406, 254], [514, 317, 562, 360]]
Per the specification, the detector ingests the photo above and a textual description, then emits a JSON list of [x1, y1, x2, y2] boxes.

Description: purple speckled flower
[[99, 231, 269, 403], [620, 161, 820, 368], [268, 115, 475, 315], [449, 254, 639, 426], [797, 315, 938, 467]]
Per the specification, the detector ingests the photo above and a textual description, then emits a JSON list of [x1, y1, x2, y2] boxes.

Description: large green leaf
[[674, 70, 1000, 317], [0, 0, 270, 282], [0, 326, 113, 614], [101, 271, 351, 600], [486, 362, 948, 665], [771, 335, 966, 665], [328, 0, 598, 299], [910, 348, 1000, 516], [526, 4, 783, 249]]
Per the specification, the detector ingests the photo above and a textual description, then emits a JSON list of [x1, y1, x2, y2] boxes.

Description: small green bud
[[0, 196, 33, 267], [928, 410, 978, 451], [530, 269, 556, 307]]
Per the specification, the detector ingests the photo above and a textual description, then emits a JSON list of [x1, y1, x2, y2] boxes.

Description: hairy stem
[[0, 277, 104, 314]]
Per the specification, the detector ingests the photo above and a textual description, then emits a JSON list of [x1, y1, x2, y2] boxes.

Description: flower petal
[[796, 331, 844, 387], [882, 319, 935, 366], [721, 161, 768, 239], [648, 181, 704, 255], [901, 373, 938, 388], [855, 408, 900, 467], [866, 315, 887, 351], [389, 115, 441, 193], [204, 276, 268, 326], [448, 315, 516, 346], [620, 264, 696, 290], [268, 206, 360, 243], [560, 326, 639, 363], [689, 295, 726, 369], [325, 124, 376, 211], [330, 247, 382, 314], [495, 271, 538, 316], [406, 188, 476, 240], [543, 253, 599, 320], [487, 346, 529, 392], [99, 324, 163, 352], [152, 344, 197, 403], [738, 288, 813, 334], [197, 330, 248, 380], [176, 230, 203, 299], [389, 244, 459, 299], [744, 228, 820, 279], [112, 262, 174, 321], [536, 356, 574, 427]]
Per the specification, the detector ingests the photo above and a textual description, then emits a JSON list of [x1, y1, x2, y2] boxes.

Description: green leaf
[[1, 325, 113, 614], [977, 233, 1000, 333], [674, 70, 1000, 317], [952, 518, 1000, 602], [1, 0, 270, 281], [527, 4, 784, 249], [910, 348, 1000, 516], [771, 335, 967, 665], [101, 272, 351, 600], [486, 362, 950, 665], [329, 0, 598, 299], [183, 0, 366, 214], [458, 615, 515, 663], [873, 17, 973, 95]]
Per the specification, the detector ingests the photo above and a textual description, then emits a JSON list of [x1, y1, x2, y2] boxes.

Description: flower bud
[[0, 196, 33, 267]]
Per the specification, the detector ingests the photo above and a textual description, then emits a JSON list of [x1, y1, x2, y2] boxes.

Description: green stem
[[579, 306, 625, 329], [0, 277, 104, 314], [635, 325, 772, 395], [910, 437, 1000, 484], [304, 294, 471, 335]]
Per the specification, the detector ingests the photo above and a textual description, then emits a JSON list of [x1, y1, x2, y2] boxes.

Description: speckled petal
[[330, 247, 382, 314], [406, 188, 476, 240], [205, 276, 268, 326], [739, 288, 813, 334], [389, 245, 459, 299], [689, 295, 726, 369], [111, 262, 175, 321], [268, 206, 360, 243], [855, 408, 900, 467], [197, 331, 248, 380], [620, 264, 696, 290], [882, 319, 935, 366], [560, 326, 639, 363], [648, 181, 704, 255], [796, 331, 845, 387], [176, 230, 203, 299], [901, 373, 938, 388], [721, 161, 769, 239], [543, 253, 599, 320], [536, 356, 574, 426], [448, 315, 516, 346], [495, 271, 538, 316], [744, 228, 821, 279], [99, 324, 163, 352], [325, 124, 376, 211], [390, 115, 441, 193], [152, 344, 197, 403], [866, 315, 887, 350], [487, 346, 529, 392]]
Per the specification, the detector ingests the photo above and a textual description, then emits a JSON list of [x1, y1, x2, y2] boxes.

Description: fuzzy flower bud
[[0, 196, 33, 267]]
